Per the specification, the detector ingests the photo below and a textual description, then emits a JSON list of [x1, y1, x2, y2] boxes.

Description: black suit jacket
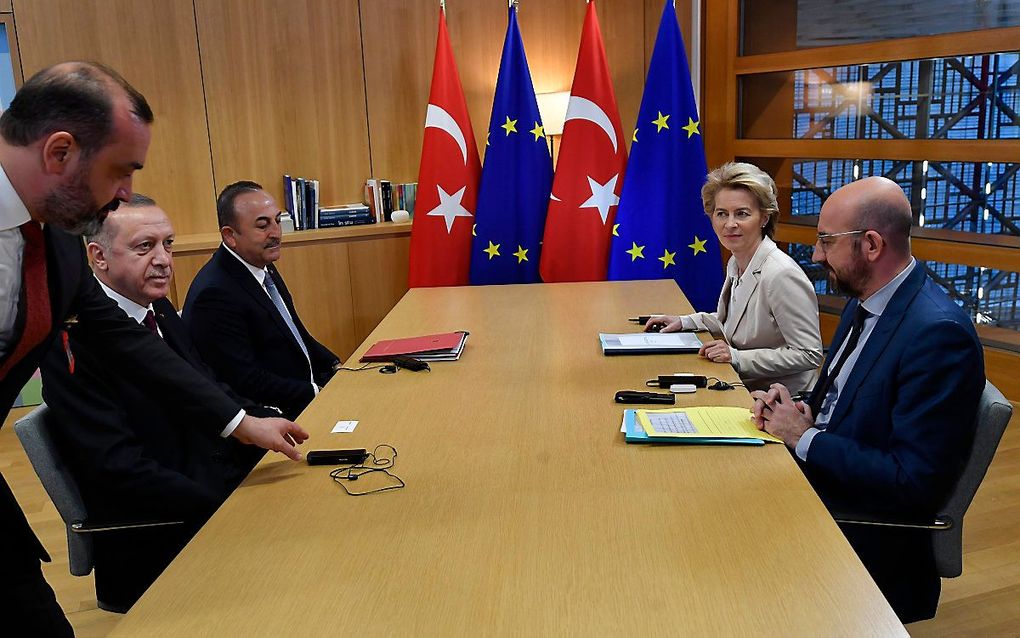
[[183, 245, 339, 420], [1, 226, 242, 569], [40, 297, 261, 525]]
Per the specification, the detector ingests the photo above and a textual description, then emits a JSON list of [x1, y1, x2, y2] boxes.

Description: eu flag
[[470, 7, 552, 285], [607, 0, 723, 311]]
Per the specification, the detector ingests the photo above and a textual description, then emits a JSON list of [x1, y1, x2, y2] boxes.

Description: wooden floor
[[3, 403, 1018, 636]]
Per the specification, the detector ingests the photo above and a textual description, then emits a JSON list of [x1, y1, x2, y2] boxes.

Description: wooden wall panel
[[348, 234, 410, 346], [358, 1, 475, 185], [702, 0, 738, 170], [362, 0, 647, 185], [13, 0, 217, 235], [274, 242, 358, 360], [195, 0, 371, 212], [985, 348, 1020, 403], [170, 251, 216, 312]]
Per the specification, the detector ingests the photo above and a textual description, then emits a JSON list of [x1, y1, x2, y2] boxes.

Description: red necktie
[[143, 309, 159, 334], [0, 222, 52, 380]]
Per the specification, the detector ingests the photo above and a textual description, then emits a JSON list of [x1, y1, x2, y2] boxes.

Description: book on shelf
[[380, 180, 393, 222], [318, 204, 375, 229], [282, 173, 322, 230], [364, 178, 418, 220]]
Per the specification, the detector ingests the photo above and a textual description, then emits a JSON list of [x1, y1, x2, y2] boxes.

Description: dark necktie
[[0, 222, 52, 380], [809, 303, 870, 417], [143, 309, 159, 335]]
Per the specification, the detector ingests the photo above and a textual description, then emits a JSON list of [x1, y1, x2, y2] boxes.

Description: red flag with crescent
[[539, 0, 627, 282], [408, 9, 481, 287]]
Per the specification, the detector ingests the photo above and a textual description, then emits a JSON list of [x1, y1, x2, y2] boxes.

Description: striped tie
[[264, 270, 311, 364]]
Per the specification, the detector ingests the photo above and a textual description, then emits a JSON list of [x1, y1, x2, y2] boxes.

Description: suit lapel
[[153, 298, 196, 365], [725, 238, 774, 333], [825, 264, 927, 430], [215, 247, 308, 360], [45, 226, 77, 326], [716, 274, 733, 324]]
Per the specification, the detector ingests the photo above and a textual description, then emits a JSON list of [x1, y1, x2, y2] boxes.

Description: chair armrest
[[831, 509, 952, 530], [70, 520, 185, 533]]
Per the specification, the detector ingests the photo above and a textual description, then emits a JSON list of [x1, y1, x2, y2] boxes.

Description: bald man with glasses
[[751, 177, 984, 623]]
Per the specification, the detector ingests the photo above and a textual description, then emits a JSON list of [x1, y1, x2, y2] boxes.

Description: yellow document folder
[[636, 407, 783, 444]]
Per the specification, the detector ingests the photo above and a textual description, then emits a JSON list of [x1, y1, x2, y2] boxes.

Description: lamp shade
[[535, 91, 569, 136]]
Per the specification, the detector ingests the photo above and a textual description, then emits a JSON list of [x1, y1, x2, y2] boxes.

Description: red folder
[[359, 331, 467, 362]]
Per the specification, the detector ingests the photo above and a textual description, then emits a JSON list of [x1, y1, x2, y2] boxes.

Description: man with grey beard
[[0, 62, 309, 633]]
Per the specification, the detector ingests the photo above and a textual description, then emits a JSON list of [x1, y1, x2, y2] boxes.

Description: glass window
[[782, 158, 1020, 239], [783, 242, 1020, 330], [742, 0, 1020, 56], [0, 22, 16, 109], [740, 53, 1020, 140]]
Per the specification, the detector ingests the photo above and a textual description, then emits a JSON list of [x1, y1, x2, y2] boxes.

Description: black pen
[[628, 314, 663, 324]]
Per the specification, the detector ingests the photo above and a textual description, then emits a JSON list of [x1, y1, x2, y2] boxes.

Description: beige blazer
[[682, 237, 822, 392]]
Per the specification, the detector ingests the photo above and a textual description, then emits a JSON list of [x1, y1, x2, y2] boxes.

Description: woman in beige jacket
[[647, 162, 822, 392]]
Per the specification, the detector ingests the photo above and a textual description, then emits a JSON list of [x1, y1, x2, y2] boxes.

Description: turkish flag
[[539, 0, 626, 282], [408, 10, 481, 288]]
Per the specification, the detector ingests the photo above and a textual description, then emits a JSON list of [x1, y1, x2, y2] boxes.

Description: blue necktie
[[263, 270, 311, 364]]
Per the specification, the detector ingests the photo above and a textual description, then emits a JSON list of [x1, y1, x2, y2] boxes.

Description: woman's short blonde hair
[[701, 162, 779, 238]]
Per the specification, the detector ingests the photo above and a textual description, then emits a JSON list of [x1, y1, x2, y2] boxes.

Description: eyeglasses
[[815, 229, 866, 253]]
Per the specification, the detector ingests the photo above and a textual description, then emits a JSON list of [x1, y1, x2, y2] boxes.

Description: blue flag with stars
[[470, 7, 552, 285], [607, 0, 722, 311]]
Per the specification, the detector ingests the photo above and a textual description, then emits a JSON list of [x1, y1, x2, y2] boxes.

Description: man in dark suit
[[183, 181, 340, 420], [752, 176, 984, 623], [41, 195, 273, 610], [0, 62, 308, 633]]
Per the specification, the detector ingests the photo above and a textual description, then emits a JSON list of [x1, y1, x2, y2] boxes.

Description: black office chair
[[833, 380, 1012, 578], [14, 404, 184, 613]]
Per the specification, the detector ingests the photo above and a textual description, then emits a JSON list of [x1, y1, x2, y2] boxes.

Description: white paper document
[[599, 331, 702, 355], [332, 420, 359, 433]]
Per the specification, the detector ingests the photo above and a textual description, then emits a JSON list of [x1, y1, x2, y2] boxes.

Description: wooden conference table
[[114, 280, 903, 636]]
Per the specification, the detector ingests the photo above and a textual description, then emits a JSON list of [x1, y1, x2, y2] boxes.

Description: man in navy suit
[[183, 181, 340, 420], [41, 195, 273, 610], [0, 62, 308, 633], [752, 176, 984, 623]]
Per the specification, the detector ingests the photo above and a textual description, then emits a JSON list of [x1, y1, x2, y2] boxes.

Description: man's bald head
[[814, 176, 915, 299], [829, 176, 913, 256], [0, 61, 153, 157]]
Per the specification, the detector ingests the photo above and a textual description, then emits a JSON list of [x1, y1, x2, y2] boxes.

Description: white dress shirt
[[0, 162, 32, 359], [95, 277, 246, 437], [96, 278, 163, 337], [796, 258, 917, 460], [221, 244, 318, 395]]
